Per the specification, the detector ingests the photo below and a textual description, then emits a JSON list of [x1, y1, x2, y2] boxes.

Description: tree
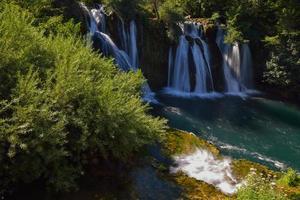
[[0, 2, 166, 192]]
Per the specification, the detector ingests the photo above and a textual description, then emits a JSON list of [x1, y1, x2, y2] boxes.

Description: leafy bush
[[263, 33, 300, 94], [0, 2, 166, 192], [277, 168, 300, 187], [158, 0, 184, 24], [237, 172, 288, 200], [102, 0, 142, 19], [263, 53, 290, 87]]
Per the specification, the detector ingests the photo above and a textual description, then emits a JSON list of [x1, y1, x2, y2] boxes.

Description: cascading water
[[82, 4, 133, 71], [171, 35, 191, 92], [216, 27, 253, 93], [168, 22, 214, 94], [118, 19, 139, 70], [81, 3, 156, 102], [171, 148, 242, 194]]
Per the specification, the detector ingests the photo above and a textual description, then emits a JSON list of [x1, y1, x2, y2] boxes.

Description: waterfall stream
[[216, 27, 253, 93], [81, 3, 156, 102], [167, 23, 254, 95], [168, 22, 214, 94]]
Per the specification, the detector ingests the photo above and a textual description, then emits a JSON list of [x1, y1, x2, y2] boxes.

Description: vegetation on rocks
[[162, 129, 219, 156]]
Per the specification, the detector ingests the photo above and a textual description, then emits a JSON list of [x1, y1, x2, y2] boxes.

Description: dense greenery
[[0, 2, 166, 193], [0, 0, 299, 197], [237, 169, 300, 200], [237, 172, 288, 200]]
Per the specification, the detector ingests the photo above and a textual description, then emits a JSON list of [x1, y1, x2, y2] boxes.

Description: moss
[[231, 159, 278, 181], [162, 129, 220, 157], [171, 172, 232, 200]]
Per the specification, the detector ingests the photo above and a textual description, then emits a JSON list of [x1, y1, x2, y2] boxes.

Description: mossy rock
[[162, 129, 220, 157], [231, 159, 278, 181], [171, 172, 232, 200], [161, 129, 233, 199]]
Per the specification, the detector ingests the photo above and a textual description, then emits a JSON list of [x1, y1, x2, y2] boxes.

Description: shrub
[[102, 0, 142, 19], [263, 33, 300, 94], [277, 168, 300, 187], [237, 172, 288, 200], [0, 2, 166, 192], [158, 0, 184, 24]]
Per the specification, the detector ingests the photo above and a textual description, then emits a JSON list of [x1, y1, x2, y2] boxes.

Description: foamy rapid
[[219, 143, 286, 169], [171, 149, 242, 194]]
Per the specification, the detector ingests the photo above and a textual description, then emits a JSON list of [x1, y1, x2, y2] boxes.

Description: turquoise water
[[152, 94, 300, 171]]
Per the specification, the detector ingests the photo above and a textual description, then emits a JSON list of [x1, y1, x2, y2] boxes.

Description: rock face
[[138, 19, 171, 91]]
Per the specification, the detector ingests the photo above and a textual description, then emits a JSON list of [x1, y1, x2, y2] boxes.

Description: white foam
[[142, 84, 159, 104], [219, 143, 286, 169], [164, 107, 182, 115], [171, 149, 241, 194]]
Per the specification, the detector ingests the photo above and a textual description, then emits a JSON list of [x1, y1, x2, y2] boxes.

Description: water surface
[[152, 93, 300, 171]]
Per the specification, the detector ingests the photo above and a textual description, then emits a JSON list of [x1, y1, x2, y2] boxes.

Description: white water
[[118, 20, 139, 70], [83, 4, 139, 71], [216, 27, 253, 93], [192, 43, 208, 93], [129, 21, 139, 70], [82, 3, 156, 102], [168, 22, 214, 94], [168, 47, 173, 86], [218, 142, 286, 169], [171, 36, 191, 92], [171, 148, 241, 194]]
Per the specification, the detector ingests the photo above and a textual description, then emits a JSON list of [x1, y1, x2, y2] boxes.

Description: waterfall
[[81, 3, 156, 102], [216, 27, 253, 93], [118, 19, 139, 70], [168, 22, 214, 94], [82, 4, 137, 71], [168, 47, 173, 86], [171, 35, 190, 92], [192, 43, 208, 93], [241, 44, 253, 89]]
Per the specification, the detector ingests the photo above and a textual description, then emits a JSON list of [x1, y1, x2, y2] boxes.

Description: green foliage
[[277, 168, 300, 187], [210, 12, 221, 23], [276, 0, 300, 34], [237, 172, 288, 200], [0, 2, 166, 192], [158, 0, 184, 24], [103, 0, 142, 19], [263, 53, 290, 87], [263, 33, 300, 91]]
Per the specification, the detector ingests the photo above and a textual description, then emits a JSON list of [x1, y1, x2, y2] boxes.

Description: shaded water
[[9, 164, 181, 200], [152, 94, 300, 171]]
